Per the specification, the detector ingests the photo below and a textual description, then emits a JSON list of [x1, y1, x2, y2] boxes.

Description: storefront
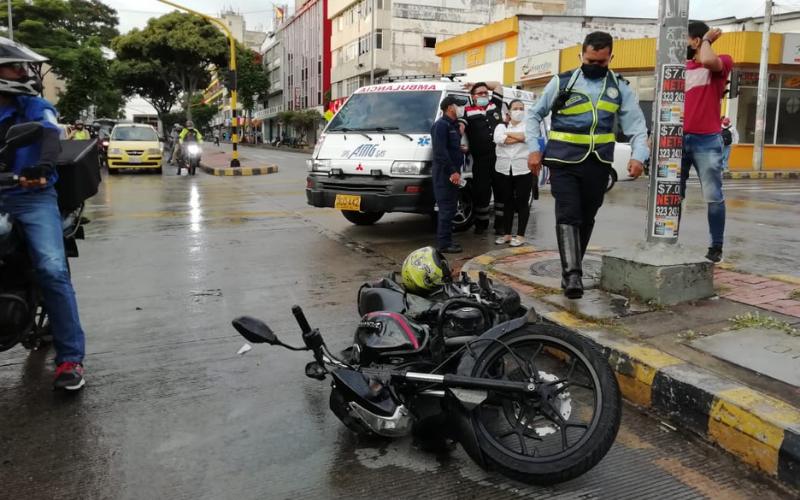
[[507, 32, 800, 170]]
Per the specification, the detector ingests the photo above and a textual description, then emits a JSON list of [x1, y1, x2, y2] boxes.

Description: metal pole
[[7, 0, 12, 41], [369, 0, 375, 85], [645, 0, 689, 244], [752, 0, 773, 171], [156, 0, 240, 167]]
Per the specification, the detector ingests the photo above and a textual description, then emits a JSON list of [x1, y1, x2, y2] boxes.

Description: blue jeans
[[0, 187, 85, 365], [722, 144, 732, 170], [680, 133, 726, 248]]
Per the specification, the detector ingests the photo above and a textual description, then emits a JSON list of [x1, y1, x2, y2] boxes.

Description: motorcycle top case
[[55, 140, 101, 211]]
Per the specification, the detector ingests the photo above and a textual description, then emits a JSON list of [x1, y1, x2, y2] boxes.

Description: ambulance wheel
[[606, 170, 618, 193], [453, 188, 475, 232], [342, 210, 384, 225]]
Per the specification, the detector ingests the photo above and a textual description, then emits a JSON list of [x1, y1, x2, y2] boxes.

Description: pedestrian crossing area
[[686, 180, 800, 196]]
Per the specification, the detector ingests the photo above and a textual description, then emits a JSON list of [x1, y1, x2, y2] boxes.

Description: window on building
[[375, 29, 383, 50], [377, 0, 385, 9], [485, 40, 506, 63], [423, 37, 436, 49], [450, 52, 466, 72], [338, 16, 343, 31], [776, 88, 800, 145], [736, 87, 779, 145]]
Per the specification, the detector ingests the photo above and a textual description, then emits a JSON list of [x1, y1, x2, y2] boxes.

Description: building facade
[[328, 0, 578, 100], [255, 29, 285, 142], [281, 0, 331, 113], [438, 12, 800, 170]]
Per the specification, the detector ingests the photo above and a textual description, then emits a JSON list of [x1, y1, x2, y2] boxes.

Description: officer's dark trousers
[[432, 169, 459, 249], [472, 154, 502, 231], [549, 156, 611, 248]]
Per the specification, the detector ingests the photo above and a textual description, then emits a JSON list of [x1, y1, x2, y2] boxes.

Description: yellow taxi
[[106, 123, 163, 174]]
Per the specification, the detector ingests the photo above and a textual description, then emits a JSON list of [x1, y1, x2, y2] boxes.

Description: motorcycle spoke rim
[[475, 337, 602, 462]]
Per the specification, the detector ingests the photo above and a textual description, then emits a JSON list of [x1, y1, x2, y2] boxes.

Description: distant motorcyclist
[[168, 123, 181, 164], [176, 120, 203, 175], [0, 37, 87, 390], [68, 121, 89, 140]]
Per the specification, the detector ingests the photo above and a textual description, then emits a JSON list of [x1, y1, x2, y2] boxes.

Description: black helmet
[[0, 37, 48, 96]]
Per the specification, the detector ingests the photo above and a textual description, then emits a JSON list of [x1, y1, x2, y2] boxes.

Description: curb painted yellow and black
[[463, 248, 800, 491], [724, 171, 799, 180], [199, 163, 279, 176]]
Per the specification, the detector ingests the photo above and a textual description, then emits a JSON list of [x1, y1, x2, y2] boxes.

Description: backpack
[[721, 127, 732, 146]]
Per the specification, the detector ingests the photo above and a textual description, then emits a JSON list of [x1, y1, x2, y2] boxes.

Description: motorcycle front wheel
[[466, 323, 621, 485]]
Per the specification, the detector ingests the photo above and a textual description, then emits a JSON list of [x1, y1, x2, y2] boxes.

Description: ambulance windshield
[[328, 90, 443, 135]]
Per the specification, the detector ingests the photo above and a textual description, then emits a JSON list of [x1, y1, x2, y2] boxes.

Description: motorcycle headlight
[[108, 148, 122, 155], [101, 141, 109, 147], [391, 161, 430, 175], [187, 145, 201, 154], [308, 159, 331, 172], [147, 148, 161, 155]]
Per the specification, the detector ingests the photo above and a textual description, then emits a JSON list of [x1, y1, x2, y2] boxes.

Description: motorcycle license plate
[[335, 194, 361, 211], [129, 157, 142, 164]]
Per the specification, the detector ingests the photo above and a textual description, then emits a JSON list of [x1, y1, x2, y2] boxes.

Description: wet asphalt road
[[0, 144, 798, 500]]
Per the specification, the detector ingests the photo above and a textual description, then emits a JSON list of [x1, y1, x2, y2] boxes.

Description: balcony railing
[[254, 104, 284, 120]]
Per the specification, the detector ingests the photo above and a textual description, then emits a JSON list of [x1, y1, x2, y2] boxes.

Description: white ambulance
[[306, 74, 542, 231], [306, 74, 637, 230]]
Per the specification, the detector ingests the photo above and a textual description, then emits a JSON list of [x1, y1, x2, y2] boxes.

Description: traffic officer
[[459, 81, 504, 235], [526, 31, 649, 299], [430, 95, 466, 254]]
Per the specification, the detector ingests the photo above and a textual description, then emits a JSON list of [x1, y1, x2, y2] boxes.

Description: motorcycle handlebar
[[292, 305, 312, 334]]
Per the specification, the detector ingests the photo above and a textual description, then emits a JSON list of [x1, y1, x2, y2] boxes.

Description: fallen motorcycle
[[233, 264, 621, 485]]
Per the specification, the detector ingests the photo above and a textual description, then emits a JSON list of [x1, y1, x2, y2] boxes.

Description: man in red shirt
[[681, 22, 733, 264]]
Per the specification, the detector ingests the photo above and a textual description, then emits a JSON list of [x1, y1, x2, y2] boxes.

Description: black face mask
[[687, 46, 697, 61], [581, 63, 608, 80]]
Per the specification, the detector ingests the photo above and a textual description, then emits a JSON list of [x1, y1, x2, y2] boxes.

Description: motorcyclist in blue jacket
[[0, 37, 86, 390]]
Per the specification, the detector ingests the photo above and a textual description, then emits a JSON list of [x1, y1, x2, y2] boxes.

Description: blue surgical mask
[[476, 97, 490, 107]]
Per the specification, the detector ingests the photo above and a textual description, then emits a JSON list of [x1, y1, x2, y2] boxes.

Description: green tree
[[0, 0, 120, 78], [186, 94, 217, 131], [111, 12, 227, 121], [56, 38, 124, 122], [111, 54, 179, 126], [277, 109, 321, 143]]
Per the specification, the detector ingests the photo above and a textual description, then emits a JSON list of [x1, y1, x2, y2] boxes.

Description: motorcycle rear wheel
[[467, 323, 621, 485]]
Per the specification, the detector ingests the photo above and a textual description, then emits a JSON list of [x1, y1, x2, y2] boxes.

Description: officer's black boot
[[557, 224, 584, 300], [561, 223, 594, 290], [580, 223, 595, 258]]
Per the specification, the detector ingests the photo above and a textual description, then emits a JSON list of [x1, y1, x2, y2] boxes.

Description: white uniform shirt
[[493, 121, 530, 176]]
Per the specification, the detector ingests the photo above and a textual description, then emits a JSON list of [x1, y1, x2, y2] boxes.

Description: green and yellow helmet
[[401, 247, 451, 294]]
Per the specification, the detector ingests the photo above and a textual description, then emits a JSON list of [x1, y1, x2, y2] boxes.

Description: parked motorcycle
[[179, 141, 201, 176], [233, 269, 621, 485], [0, 122, 97, 352]]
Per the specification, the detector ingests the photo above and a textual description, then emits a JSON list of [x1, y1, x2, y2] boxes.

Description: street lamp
[[155, 0, 240, 167]]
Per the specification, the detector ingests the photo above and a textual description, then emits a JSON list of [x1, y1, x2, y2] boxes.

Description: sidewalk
[[198, 146, 278, 176], [463, 246, 800, 491], [725, 171, 800, 179]]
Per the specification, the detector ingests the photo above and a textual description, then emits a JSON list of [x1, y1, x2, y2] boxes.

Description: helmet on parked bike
[[401, 246, 451, 295], [0, 37, 48, 96]]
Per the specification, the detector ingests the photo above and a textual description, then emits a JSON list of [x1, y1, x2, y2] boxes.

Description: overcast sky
[[107, 0, 778, 38], [113, 0, 778, 118]]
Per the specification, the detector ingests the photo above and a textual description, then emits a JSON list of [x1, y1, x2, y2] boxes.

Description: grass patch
[[714, 284, 732, 295], [644, 299, 668, 311], [729, 312, 800, 337], [789, 289, 800, 300], [678, 329, 698, 341]]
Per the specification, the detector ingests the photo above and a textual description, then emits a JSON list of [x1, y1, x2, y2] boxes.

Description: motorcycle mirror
[[5, 122, 44, 149], [232, 316, 279, 345]]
